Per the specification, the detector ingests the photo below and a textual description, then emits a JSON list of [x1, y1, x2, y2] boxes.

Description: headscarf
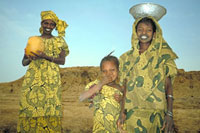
[[131, 16, 163, 52], [39, 10, 68, 37], [120, 16, 178, 101], [131, 16, 178, 71]]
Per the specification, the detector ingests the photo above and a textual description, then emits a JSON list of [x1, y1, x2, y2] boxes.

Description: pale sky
[[0, 0, 200, 83]]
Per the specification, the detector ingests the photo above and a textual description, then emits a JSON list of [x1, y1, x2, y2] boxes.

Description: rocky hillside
[[0, 67, 199, 133]]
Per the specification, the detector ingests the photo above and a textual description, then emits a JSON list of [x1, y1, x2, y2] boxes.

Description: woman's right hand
[[22, 54, 32, 66]]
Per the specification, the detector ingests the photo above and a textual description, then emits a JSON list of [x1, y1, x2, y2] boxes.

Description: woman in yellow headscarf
[[17, 10, 69, 133], [118, 16, 178, 133]]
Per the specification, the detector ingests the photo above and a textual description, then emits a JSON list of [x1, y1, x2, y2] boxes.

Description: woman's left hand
[[161, 115, 175, 133], [31, 50, 47, 59]]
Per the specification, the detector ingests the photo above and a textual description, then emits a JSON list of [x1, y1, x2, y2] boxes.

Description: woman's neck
[[41, 34, 53, 39], [139, 42, 151, 54]]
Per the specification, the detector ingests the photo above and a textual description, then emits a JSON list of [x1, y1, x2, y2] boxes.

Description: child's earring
[[153, 33, 156, 39]]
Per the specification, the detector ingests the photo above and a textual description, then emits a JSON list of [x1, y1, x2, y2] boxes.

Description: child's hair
[[136, 17, 156, 33], [100, 51, 119, 71]]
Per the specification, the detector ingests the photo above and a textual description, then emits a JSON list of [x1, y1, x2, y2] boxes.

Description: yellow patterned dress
[[85, 80, 122, 133], [119, 17, 178, 133], [17, 36, 69, 133]]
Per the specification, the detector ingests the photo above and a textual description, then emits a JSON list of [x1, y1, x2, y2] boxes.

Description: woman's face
[[41, 19, 56, 35], [101, 61, 118, 82], [136, 22, 155, 44]]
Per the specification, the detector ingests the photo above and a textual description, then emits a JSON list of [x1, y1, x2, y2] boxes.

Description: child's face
[[101, 61, 118, 82], [136, 22, 155, 44]]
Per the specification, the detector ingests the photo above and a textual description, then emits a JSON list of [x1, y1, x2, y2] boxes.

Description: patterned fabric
[[18, 36, 69, 132], [17, 116, 61, 133], [85, 80, 122, 133], [119, 16, 178, 132], [40, 10, 68, 37]]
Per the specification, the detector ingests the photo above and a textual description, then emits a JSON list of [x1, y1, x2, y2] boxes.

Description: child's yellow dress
[[85, 80, 123, 133]]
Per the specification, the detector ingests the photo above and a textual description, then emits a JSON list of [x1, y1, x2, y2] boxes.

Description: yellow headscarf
[[131, 16, 162, 51], [39, 10, 68, 37], [131, 16, 178, 81]]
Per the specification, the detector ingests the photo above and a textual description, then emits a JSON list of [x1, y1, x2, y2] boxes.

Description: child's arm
[[79, 82, 104, 102], [79, 75, 113, 102]]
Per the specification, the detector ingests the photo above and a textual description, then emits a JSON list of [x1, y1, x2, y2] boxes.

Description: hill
[[0, 67, 199, 132]]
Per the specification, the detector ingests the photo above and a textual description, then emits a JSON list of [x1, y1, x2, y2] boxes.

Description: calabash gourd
[[25, 36, 44, 57]]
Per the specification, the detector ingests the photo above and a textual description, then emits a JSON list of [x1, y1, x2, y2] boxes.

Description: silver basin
[[129, 3, 167, 21]]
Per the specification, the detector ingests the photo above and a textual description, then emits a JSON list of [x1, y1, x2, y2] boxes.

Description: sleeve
[[85, 80, 99, 91], [119, 56, 125, 86], [164, 59, 178, 84], [57, 37, 69, 57], [85, 80, 96, 91], [161, 41, 178, 84], [84, 80, 99, 107], [119, 52, 131, 86], [85, 80, 100, 98], [61, 37, 69, 57]]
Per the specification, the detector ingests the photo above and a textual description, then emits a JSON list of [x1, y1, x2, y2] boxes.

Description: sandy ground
[[0, 67, 199, 132]]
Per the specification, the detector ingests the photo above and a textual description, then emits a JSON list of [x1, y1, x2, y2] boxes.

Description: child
[[79, 53, 126, 133]]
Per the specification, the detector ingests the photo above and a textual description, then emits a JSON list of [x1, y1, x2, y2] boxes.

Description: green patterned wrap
[[119, 16, 178, 132]]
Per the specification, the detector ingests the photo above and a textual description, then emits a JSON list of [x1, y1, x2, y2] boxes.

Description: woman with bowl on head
[[118, 3, 178, 133]]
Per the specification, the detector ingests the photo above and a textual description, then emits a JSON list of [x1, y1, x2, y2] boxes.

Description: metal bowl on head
[[129, 3, 167, 21]]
